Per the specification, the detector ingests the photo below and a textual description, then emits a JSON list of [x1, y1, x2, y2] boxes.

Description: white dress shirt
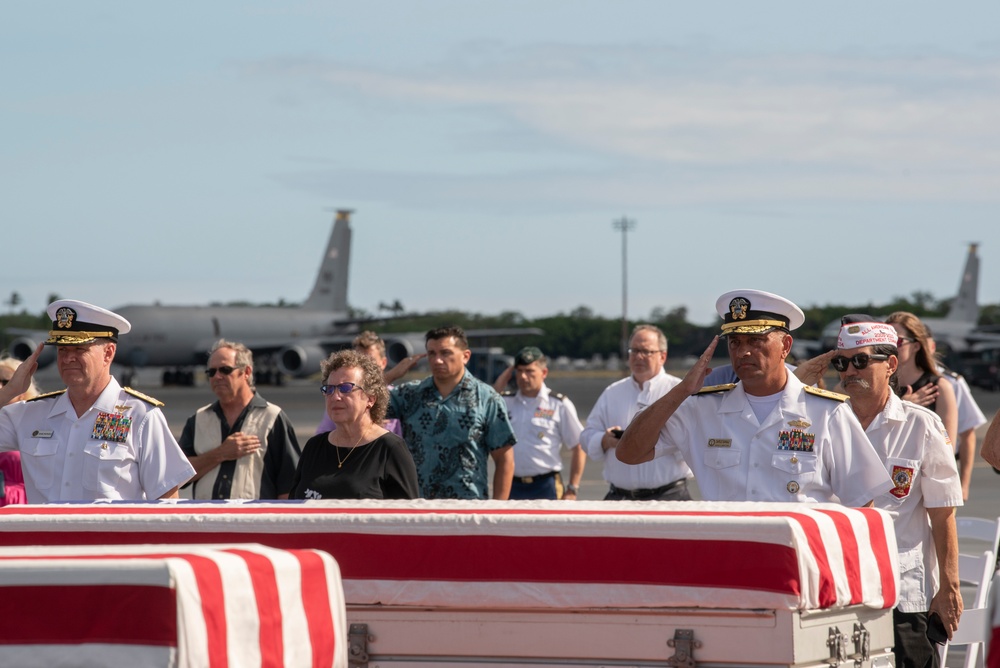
[[0, 377, 195, 503], [581, 369, 692, 490], [864, 393, 963, 612], [655, 373, 893, 507], [503, 383, 583, 477]]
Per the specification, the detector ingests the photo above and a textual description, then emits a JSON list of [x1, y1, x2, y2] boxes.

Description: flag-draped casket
[[0, 500, 899, 667], [0, 543, 347, 668]]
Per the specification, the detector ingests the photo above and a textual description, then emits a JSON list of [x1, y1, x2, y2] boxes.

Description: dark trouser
[[510, 471, 560, 500], [604, 479, 691, 501], [893, 609, 940, 668]]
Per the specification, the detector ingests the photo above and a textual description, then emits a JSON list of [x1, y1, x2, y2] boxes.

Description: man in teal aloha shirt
[[387, 326, 515, 499]]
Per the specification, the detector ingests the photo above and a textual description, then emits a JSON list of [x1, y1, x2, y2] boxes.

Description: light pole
[[612, 216, 636, 366]]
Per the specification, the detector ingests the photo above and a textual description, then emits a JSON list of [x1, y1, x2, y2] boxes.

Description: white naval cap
[[837, 316, 899, 350], [45, 299, 131, 345], [715, 289, 805, 335]]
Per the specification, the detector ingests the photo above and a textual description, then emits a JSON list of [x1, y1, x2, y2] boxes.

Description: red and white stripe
[[0, 544, 347, 668], [0, 500, 898, 612]]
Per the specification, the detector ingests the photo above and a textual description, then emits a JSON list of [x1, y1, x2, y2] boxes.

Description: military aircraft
[[7, 210, 540, 385]]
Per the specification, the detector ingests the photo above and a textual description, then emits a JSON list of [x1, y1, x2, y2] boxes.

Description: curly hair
[[320, 349, 389, 423]]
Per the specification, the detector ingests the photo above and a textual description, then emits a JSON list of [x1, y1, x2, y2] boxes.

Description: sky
[[3, 1, 999, 327]]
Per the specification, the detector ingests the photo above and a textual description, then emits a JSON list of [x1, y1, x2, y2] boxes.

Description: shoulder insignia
[[27, 389, 66, 402], [123, 387, 165, 407], [551, 391, 566, 401], [696, 383, 736, 395], [804, 386, 849, 402]]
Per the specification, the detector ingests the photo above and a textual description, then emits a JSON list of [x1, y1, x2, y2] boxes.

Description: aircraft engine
[[276, 344, 326, 378], [384, 337, 417, 366], [8, 336, 56, 368]]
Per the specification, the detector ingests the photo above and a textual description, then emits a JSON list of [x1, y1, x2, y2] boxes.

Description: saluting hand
[[677, 336, 719, 395], [0, 343, 43, 405], [493, 366, 514, 393], [794, 350, 837, 387]]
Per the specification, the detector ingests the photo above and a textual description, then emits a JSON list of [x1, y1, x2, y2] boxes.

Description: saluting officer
[[617, 289, 892, 506], [0, 299, 195, 503], [494, 347, 586, 500]]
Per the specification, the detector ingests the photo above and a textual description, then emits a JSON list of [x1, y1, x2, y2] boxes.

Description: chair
[[940, 550, 995, 668], [956, 517, 1000, 557]]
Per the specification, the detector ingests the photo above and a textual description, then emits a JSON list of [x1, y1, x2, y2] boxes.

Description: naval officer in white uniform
[[617, 290, 892, 506], [0, 300, 195, 503]]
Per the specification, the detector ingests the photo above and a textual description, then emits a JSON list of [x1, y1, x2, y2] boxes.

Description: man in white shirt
[[0, 300, 194, 502], [834, 316, 962, 666], [495, 347, 585, 500], [617, 290, 892, 506], [581, 324, 692, 500]]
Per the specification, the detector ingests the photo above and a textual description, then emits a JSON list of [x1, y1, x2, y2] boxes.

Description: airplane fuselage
[[114, 305, 348, 368]]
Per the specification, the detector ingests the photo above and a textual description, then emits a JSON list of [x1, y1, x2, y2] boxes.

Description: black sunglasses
[[831, 353, 890, 372], [320, 382, 367, 396], [206, 365, 242, 378]]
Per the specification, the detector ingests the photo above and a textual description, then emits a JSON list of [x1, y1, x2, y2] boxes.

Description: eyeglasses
[[628, 348, 665, 358], [831, 353, 890, 372], [206, 365, 242, 378], [896, 335, 917, 345], [320, 382, 367, 396]]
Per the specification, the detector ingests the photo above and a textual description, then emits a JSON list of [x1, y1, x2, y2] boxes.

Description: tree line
[[4, 290, 999, 362]]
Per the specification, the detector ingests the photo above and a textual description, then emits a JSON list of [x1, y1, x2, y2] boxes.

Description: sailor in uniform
[[617, 289, 893, 506], [495, 347, 585, 500], [0, 300, 195, 503]]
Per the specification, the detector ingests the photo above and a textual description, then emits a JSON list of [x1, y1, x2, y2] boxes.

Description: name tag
[[708, 438, 732, 448], [32, 430, 54, 438]]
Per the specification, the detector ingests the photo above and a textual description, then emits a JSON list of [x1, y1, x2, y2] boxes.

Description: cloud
[[253, 44, 1000, 210]]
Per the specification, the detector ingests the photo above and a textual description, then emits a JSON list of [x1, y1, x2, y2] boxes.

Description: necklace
[[335, 425, 369, 469]]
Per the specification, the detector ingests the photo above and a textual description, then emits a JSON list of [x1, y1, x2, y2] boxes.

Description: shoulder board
[[123, 387, 165, 407], [696, 383, 736, 395], [501, 389, 515, 397], [551, 391, 566, 401], [804, 386, 849, 402], [27, 389, 66, 402]]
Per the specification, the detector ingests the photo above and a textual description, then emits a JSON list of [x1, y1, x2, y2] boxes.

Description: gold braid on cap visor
[[721, 319, 788, 335], [46, 330, 117, 344]]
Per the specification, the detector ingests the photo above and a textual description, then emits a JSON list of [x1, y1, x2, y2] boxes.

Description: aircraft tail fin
[[303, 210, 353, 312], [946, 243, 980, 323]]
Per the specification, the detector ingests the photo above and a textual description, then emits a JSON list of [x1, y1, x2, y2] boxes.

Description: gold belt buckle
[[522, 476, 534, 484]]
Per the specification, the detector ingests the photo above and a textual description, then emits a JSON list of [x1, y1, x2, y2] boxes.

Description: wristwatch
[[565, 484, 579, 495]]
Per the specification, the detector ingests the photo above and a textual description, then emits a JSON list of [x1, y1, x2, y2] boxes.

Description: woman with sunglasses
[[289, 349, 419, 500], [886, 312, 958, 447]]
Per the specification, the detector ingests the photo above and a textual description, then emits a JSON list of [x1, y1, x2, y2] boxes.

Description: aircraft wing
[[240, 327, 544, 378]]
